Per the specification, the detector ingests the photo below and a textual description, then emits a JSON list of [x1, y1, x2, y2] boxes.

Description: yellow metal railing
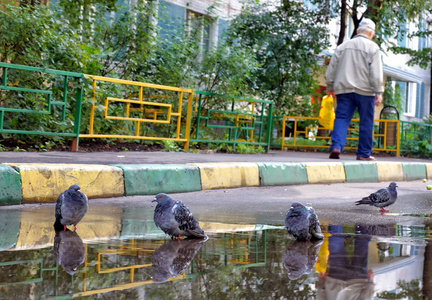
[[281, 116, 400, 156], [82, 75, 194, 150]]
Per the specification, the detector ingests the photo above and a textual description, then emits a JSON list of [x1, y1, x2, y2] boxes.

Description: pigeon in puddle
[[285, 202, 324, 242], [355, 182, 398, 213], [152, 193, 207, 240], [151, 238, 207, 283], [53, 228, 86, 275], [54, 184, 89, 231]]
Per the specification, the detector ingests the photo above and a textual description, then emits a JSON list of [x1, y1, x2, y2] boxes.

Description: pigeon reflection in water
[[151, 238, 207, 283], [283, 239, 323, 280], [53, 228, 86, 275]]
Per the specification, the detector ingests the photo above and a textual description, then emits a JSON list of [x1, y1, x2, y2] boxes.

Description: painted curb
[[402, 162, 427, 181], [376, 162, 404, 182], [4, 163, 124, 203], [343, 162, 378, 183], [426, 163, 432, 179], [0, 161, 431, 205], [0, 164, 22, 205], [257, 162, 308, 186], [112, 164, 201, 195], [188, 162, 259, 190], [304, 162, 346, 184]]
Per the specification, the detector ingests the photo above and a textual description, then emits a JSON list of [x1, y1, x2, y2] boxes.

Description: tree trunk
[[336, 0, 347, 45]]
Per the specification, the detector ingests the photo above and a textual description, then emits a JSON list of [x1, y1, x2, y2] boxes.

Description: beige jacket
[[325, 34, 384, 96]]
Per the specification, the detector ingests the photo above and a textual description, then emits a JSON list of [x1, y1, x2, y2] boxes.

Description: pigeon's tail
[[186, 229, 208, 239], [355, 197, 372, 206]]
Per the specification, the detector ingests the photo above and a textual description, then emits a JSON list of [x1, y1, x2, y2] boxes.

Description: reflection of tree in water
[[377, 279, 423, 299]]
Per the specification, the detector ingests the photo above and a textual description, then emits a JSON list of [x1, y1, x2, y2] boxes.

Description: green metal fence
[[400, 120, 432, 153], [0, 62, 84, 150], [189, 91, 274, 152]]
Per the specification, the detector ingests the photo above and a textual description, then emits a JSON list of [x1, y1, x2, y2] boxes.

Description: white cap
[[359, 18, 376, 31]]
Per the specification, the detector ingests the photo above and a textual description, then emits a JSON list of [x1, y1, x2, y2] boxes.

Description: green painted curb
[[0, 165, 22, 205], [112, 164, 202, 196], [343, 162, 378, 183], [0, 209, 20, 250], [402, 162, 427, 181], [257, 162, 308, 186]]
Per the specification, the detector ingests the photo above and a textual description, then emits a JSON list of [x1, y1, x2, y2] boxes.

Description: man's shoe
[[329, 148, 341, 159], [356, 156, 376, 161]]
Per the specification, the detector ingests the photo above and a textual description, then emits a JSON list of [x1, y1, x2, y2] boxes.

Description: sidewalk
[[0, 150, 431, 205]]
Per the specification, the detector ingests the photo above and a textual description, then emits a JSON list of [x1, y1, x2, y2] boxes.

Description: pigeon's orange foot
[[380, 208, 389, 213], [64, 225, 67, 231], [74, 225, 77, 231]]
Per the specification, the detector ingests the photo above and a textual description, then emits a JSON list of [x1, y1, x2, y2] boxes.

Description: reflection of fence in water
[[79, 230, 266, 296], [280, 116, 400, 156]]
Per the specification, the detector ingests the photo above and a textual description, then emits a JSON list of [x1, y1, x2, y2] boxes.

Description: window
[[186, 10, 217, 61], [399, 81, 417, 117]]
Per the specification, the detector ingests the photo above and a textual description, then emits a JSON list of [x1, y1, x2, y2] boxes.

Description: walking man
[[326, 18, 384, 161]]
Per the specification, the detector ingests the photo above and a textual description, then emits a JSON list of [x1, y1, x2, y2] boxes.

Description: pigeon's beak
[[152, 198, 157, 203]]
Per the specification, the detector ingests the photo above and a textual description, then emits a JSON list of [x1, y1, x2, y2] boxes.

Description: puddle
[[0, 216, 431, 299]]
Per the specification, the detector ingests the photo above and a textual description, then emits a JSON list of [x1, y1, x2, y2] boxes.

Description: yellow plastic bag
[[318, 95, 335, 130]]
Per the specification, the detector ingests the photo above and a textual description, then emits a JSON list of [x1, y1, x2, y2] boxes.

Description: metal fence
[[278, 116, 401, 156], [189, 91, 274, 152], [81, 75, 195, 150], [0, 62, 84, 150]]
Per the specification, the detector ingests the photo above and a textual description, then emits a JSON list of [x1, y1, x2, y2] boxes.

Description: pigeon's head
[[153, 193, 172, 204], [69, 184, 81, 192], [389, 182, 398, 189], [289, 202, 307, 213]]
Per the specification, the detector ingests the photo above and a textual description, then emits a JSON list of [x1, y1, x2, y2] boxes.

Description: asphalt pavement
[[0, 149, 430, 165]]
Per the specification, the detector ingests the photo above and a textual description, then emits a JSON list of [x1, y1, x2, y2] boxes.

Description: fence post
[[265, 102, 273, 153], [71, 80, 84, 152], [183, 92, 194, 151]]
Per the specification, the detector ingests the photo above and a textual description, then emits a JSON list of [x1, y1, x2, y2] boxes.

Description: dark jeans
[[330, 92, 375, 158]]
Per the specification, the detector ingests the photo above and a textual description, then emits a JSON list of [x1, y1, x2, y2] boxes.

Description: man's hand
[[374, 94, 382, 106]]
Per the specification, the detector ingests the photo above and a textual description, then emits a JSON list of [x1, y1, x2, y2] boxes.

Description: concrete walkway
[[0, 150, 431, 205]]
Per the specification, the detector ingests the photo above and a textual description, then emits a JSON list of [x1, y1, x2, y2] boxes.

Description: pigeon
[[53, 228, 86, 275], [54, 184, 89, 231], [152, 193, 207, 240], [285, 202, 324, 242], [355, 182, 398, 213], [283, 239, 323, 280], [151, 238, 206, 283]]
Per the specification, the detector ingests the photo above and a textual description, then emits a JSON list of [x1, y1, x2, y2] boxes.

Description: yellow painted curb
[[304, 162, 345, 184], [4, 163, 124, 203], [425, 163, 432, 179], [188, 162, 259, 190], [376, 162, 403, 182]]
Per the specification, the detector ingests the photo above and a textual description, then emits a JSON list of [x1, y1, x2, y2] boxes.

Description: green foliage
[[377, 279, 423, 299], [379, 1, 432, 69], [158, 139, 183, 152], [382, 81, 403, 119], [227, 0, 330, 116]]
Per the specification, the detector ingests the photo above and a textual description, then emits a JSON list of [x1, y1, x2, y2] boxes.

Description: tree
[[227, 0, 330, 116]]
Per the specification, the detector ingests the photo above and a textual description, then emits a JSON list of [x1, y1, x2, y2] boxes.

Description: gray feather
[[151, 238, 206, 283], [355, 182, 398, 209], [285, 202, 324, 242], [54, 184, 88, 229], [153, 193, 207, 239], [283, 239, 323, 280], [53, 228, 86, 275]]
